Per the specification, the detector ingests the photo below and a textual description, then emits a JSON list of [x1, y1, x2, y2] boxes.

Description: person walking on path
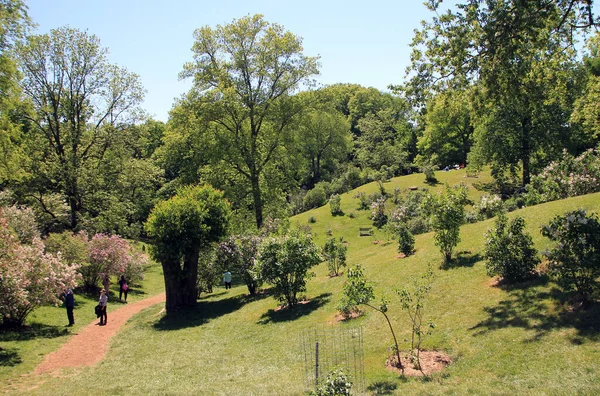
[[98, 289, 108, 326], [62, 289, 75, 326], [223, 270, 232, 289], [118, 275, 129, 302]]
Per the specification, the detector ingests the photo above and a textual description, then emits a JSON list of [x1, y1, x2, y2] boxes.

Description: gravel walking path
[[34, 293, 165, 375]]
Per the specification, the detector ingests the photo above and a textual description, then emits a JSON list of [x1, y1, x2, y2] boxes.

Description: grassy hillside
[[4, 170, 600, 394]]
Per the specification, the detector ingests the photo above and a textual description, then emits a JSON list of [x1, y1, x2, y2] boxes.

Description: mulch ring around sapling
[[386, 350, 452, 377]]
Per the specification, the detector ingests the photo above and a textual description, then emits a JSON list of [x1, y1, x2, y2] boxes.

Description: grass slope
[[3, 170, 600, 395]]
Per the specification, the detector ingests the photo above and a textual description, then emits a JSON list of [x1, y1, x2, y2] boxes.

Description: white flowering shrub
[[527, 148, 600, 204], [474, 194, 505, 220]]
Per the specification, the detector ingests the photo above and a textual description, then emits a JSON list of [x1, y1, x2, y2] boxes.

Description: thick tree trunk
[[162, 249, 200, 314]]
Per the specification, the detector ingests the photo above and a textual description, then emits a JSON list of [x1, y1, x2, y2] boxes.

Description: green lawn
[[2, 171, 600, 395]]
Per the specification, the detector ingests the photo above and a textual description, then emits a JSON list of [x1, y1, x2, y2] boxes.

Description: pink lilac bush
[[0, 211, 80, 327]]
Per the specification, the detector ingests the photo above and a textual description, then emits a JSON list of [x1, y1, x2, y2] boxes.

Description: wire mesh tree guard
[[301, 325, 365, 393]]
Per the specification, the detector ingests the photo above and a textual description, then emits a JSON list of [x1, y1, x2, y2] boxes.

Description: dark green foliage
[[397, 225, 415, 256], [484, 214, 539, 283], [541, 209, 600, 304]]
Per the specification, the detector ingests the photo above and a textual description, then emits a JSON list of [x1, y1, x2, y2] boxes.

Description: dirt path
[[34, 293, 165, 375]]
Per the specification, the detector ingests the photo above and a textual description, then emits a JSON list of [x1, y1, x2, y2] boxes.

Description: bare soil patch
[[386, 350, 451, 377]]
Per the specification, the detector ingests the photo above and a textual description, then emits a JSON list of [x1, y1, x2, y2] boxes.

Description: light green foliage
[[541, 209, 600, 304], [322, 237, 347, 276], [180, 14, 319, 229], [145, 185, 231, 312], [418, 89, 473, 167], [339, 265, 404, 373], [257, 230, 321, 307], [408, 1, 589, 186], [16, 27, 145, 230], [484, 214, 540, 283], [397, 266, 435, 373], [423, 184, 468, 263], [329, 193, 342, 216], [572, 32, 600, 144]]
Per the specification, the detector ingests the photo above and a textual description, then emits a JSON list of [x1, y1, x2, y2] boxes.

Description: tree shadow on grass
[[0, 323, 69, 342], [440, 252, 482, 270], [0, 347, 22, 367], [257, 293, 332, 324], [470, 278, 600, 343], [153, 292, 270, 331], [367, 380, 398, 394]]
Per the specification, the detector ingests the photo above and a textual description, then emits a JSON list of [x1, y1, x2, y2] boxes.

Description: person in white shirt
[[98, 289, 108, 325], [223, 271, 232, 290]]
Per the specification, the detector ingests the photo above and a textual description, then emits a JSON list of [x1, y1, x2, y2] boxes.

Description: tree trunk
[[250, 174, 263, 229], [521, 118, 531, 186]]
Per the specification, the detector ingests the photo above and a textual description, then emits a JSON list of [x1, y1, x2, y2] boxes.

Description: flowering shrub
[[541, 209, 600, 304], [2, 205, 39, 244], [84, 234, 132, 289], [370, 197, 388, 228], [474, 194, 505, 220], [527, 148, 600, 204], [484, 214, 539, 282], [0, 210, 80, 327], [215, 235, 262, 295]]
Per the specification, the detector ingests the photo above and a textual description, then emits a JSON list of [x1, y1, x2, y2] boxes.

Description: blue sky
[[26, 1, 438, 121]]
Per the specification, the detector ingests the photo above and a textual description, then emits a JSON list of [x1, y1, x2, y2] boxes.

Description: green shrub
[[312, 368, 352, 396], [423, 185, 468, 263], [541, 209, 600, 304], [484, 214, 539, 283], [370, 197, 388, 228], [329, 194, 343, 216], [474, 194, 505, 220], [308, 216, 317, 223], [304, 185, 327, 210], [323, 237, 347, 276], [397, 225, 415, 256], [421, 163, 437, 183], [257, 231, 321, 307]]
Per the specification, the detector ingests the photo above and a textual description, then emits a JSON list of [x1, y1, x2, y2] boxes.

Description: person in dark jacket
[[118, 275, 129, 302], [63, 289, 75, 326]]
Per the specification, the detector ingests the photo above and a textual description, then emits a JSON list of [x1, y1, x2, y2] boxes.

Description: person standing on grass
[[223, 270, 232, 290], [118, 275, 129, 302], [62, 289, 75, 326], [98, 289, 108, 326]]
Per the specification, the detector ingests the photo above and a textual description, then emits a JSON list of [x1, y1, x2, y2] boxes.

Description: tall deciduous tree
[[406, 1, 588, 186], [145, 185, 230, 313], [0, 0, 30, 184], [180, 14, 319, 229], [17, 27, 145, 229]]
